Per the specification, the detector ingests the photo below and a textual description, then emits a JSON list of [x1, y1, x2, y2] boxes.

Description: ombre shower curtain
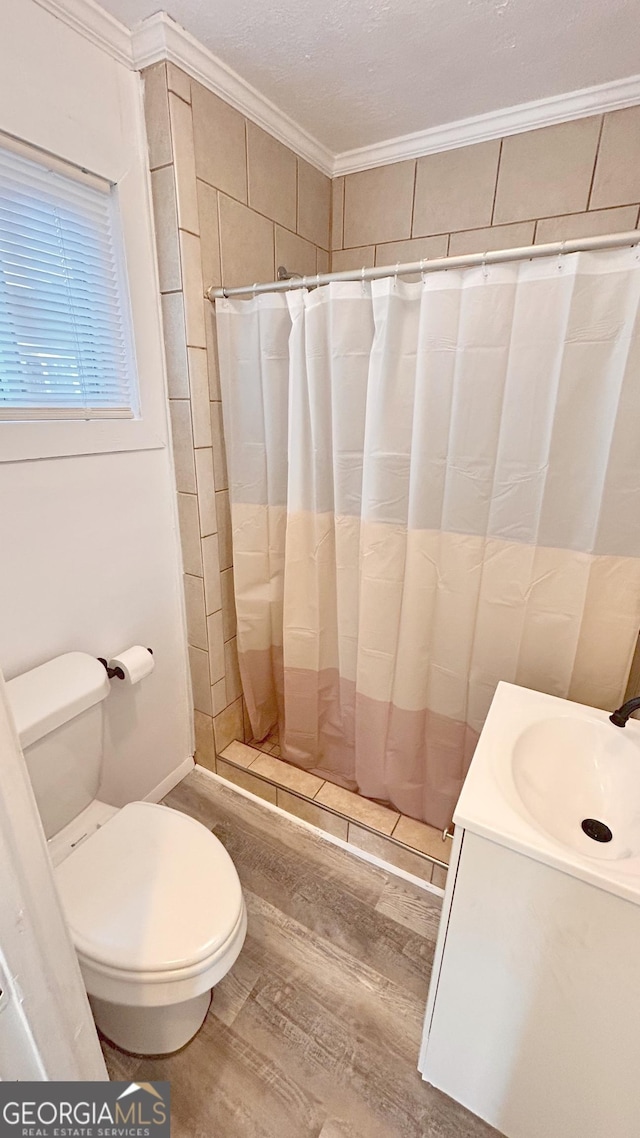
[[216, 248, 640, 829]]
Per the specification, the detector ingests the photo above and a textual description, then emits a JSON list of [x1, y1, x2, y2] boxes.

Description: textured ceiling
[[96, 0, 640, 153]]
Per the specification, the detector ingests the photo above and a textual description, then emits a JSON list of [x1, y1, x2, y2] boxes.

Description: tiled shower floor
[[102, 770, 500, 1138], [216, 729, 451, 888]]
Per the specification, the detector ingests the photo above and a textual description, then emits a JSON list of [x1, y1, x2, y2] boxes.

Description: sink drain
[[581, 818, 613, 843]]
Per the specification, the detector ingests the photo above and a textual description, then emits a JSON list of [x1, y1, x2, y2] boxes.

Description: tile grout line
[[489, 137, 503, 227], [409, 159, 418, 239], [218, 744, 449, 868], [586, 114, 606, 211], [280, 202, 637, 259]]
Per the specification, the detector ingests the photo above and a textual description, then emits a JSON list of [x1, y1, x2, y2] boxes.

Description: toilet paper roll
[[108, 645, 154, 685]]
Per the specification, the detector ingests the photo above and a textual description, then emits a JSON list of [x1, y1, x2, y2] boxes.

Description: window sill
[[0, 416, 166, 463]]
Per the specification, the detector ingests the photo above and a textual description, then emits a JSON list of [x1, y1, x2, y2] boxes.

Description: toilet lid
[[55, 802, 244, 974]]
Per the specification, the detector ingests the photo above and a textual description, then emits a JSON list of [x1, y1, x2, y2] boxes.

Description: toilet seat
[[55, 801, 244, 976]]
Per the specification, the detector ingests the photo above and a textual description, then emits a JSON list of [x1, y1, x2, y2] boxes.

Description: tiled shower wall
[[331, 108, 640, 271], [142, 62, 331, 769], [143, 63, 640, 772]]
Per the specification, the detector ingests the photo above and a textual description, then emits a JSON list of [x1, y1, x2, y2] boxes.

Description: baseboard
[[193, 763, 445, 898], [144, 756, 195, 804]]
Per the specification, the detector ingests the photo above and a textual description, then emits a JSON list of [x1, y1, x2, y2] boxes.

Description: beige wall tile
[[221, 567, 237, 641], [160, 292, 188, 398], [142, 63, 171, 170], [242, 698, 252, 742], [150, 166, 181, 292], [316, 247, 330, 275], [210, 402, 228, 490], [277, 789, 348, 839], [211, 678, 227, 717], [214, 698, 245, 752], [204, 308, 222, 400], [194, 709, 215, 771], [191, 80, 247, 202], [347, 823, 434, 884], [297, 158, 331, 248], [176, 493, 203, 576], [250, 752, 323, 797], [184, 573, 207, 650], [331, 245, 375, 273], [220, 740, 260, 768], [343, 160, 415, 247], [166, 62, 191, 103], [275, 226, 317, 279], [194, 447, 217, 536], [414, 140, 500, 237], [169, 93, 199, 235], [224, 636, 243, 704], [219, 194, 275, 288], [535, 204, 639, 244], [202, 533, 222, 614], [216, 758, 277, 803], [591, 106, 640, 209], [375, 234, 448, 278], [189, 645, 212, 715], [314, 782, 399, 835], [393, 815, 449, 863], [207, 610, 225, 684], [331, 176, 345, 250], [494, 116, 601, 224], [179, 231, 206, 347], [197, 179, 221, 291], [188, 348, 211, 448], [247, 122, 297, 230], [216, 489, 233, 570], [169, 399, 196, 493], [431, 865, 448, 890], [448, 220, 535, 257]]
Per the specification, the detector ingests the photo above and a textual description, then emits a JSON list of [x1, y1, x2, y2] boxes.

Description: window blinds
[[0, 143, 136, 420]]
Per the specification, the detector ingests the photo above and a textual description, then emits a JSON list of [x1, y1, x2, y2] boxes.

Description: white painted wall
[[0, 0, 192, 804]]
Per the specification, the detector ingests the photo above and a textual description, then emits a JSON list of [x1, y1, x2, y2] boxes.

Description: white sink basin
[[512, 715, 640, 861], [454, 682, 640, 904]]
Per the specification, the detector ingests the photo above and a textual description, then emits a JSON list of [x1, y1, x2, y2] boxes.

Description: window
[[0, 140, 136, 421]]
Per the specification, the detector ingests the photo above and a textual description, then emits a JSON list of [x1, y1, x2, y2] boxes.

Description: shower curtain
[[216, 248, 640, 829]]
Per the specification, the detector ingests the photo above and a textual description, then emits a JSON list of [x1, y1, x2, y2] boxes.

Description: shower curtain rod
[[207, 229, 640, 300]]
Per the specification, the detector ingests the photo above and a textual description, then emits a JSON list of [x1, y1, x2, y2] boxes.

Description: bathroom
[[0, 0, 639, 1134]]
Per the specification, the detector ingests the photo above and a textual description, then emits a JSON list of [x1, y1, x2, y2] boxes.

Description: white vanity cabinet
[[419, 824, 640, 1138]]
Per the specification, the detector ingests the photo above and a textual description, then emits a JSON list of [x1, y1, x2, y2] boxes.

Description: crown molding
[[333, 73, 640, 175], [30, 1, 640, 181], [130, 13, 334, 176], [33, 0, 133, 67]]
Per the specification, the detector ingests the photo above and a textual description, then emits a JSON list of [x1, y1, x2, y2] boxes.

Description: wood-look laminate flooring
[[101, 769, 502, 1138]]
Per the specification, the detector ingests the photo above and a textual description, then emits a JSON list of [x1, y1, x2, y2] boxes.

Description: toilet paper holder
[[98, 648, 153, 680]]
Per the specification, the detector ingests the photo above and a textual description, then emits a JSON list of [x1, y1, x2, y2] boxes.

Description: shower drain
[[581, 818, 613, 843]]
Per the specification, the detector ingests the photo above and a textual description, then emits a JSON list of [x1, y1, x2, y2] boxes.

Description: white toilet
[[6, 651, 246, 1056]]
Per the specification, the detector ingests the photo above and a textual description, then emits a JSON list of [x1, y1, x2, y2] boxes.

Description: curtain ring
[[222, 285, 229, 299], [361, 265, 367, 294], [394, 262, 400, 289], [481, 252, 489, 281], [420, 258, 427, 284], [557, 241, 566, 271]]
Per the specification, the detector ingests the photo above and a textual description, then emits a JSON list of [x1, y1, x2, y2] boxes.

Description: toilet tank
[[6, 653, 111, 839]]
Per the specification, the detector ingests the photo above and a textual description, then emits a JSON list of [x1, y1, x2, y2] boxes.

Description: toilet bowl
[[7, 652, 246, 1055], [55, 800, 247, 1054]]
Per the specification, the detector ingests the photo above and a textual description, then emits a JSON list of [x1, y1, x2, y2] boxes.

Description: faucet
[[610, 697, 640, 727]]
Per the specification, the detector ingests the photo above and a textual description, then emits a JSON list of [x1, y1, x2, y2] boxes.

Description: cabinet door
[[422, 831, 640, 1138]]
